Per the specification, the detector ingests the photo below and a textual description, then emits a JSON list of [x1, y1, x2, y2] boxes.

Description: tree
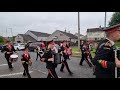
[[109, 12, 120, 26], [0, 36, 5, 44]]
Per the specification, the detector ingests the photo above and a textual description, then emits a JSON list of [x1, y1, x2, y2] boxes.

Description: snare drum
[[10, 54, 18, 62]]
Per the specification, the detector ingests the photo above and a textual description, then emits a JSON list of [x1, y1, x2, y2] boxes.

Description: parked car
[[14, 43, 25, 51], [28, 42, 42, 52], [0, 45, 3, 50]]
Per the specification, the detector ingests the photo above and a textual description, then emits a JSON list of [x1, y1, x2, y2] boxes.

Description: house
[[25, 30, 51, 41], [87, 27, 105, 41], [47, 30, 78, 43], [74, 33, 84, 39], [15, 30, 51, 43], [14, 34, 36, 43]]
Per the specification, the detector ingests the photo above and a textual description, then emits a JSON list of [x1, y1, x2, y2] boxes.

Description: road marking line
[[0, 64, 8, 67], [31, 68, 62, 78], [0, 71, 33, 77]]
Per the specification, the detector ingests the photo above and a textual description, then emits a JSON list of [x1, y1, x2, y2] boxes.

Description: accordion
[[54, 53, 62, 64]]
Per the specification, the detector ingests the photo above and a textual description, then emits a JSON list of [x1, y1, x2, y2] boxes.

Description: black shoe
[[60, 69, 64, 72], [23, 73, 26, 76], [9, 66, 13, 69], [93, 72, 96, 75], [89, 64, 92, 67], [69, 72, 73, 75], [79, 64, 83, 66]]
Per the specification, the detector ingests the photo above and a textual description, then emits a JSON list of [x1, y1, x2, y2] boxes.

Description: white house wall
[[87, 31, 105, 40], [47, 30, 70, 41], [71, 39, 77, 43], [25, 30, 37, 40], [38, 37, 48, 41], [15, 35, 24, 43]]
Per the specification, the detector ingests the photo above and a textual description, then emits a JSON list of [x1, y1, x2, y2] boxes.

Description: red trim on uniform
[[101, 60, 107, 68], [48, 69, 55, 78]]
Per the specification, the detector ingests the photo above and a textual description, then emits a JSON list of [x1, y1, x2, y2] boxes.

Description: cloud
[[0, 12, 113, 37]]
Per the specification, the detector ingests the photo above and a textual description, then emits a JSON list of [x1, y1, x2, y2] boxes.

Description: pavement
[[0, 51, 95, 78]]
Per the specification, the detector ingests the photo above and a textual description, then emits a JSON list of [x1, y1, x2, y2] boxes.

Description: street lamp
[[78, 12, 80, 50]]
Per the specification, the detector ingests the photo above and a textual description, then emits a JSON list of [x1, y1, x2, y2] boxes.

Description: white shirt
[[106, 38, 115, 46]]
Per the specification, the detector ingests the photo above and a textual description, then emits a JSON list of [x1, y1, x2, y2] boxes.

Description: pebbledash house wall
[[47, 30, 70, 41], [15, 35, 24, 43], [87, 31, 105, 40], [37, 37, 48, 41]]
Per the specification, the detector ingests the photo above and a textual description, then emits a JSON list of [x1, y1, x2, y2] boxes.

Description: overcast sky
[[0, 12, 114, 37]]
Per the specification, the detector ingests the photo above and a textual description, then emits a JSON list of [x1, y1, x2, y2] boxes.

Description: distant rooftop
[[57, 30, 78, 39], [87, 27, 105, 32], [28, 30, 51, 37]]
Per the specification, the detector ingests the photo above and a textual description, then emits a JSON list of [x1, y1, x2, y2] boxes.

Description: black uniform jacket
[[41, 48, 57, 69], [93, 39, 116, 77], [21, 53, 31, 62], [1, 44, 16, 57]]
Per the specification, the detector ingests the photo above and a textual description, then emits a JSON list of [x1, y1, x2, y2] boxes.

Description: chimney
[[65, 30, 66, 32], [65, 27, 66, 32], [99, 25, 101, 29]]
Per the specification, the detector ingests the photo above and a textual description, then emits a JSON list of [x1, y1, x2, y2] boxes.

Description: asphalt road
[[0, 51, 95, 78]]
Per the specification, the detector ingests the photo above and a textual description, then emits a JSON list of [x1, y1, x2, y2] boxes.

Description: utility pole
[[104, 12, 107, 38], [78, 12, 80, 50], [9, 28, 13, 43], [104, 12, 107, 29]]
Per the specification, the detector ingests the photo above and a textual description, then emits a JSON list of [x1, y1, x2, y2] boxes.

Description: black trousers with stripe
[[60, 59, 72, 73], [22, 62, 31, 78], [36, 52, 42, 60], [5, 55, 13, 69], [47, 67, 58, 78]]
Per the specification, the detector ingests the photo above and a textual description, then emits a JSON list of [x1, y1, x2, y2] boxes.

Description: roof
[[19, 34, 36, 42], [87, 27, 105, 32], [81, 35, 87, 40], [57, 30, 78, 39], [103, 23, 120, 31], [29, 30, 51, 37], [74, 33, 84, 37]]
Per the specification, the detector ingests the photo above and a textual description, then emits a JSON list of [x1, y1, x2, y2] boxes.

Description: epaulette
[[104, 41, 112, 47]]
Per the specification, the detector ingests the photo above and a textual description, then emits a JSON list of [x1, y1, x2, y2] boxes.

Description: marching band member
[[79, 40, 85, 66], [66, 41, 72, 60], [35, 45, 42, 61], [41, 40, 58, 78], [80, 41, 93, 67], [1, 40, 16, 70], [21, 45, 32, 78], [59, 40, 73, 75], [93, 24, 120, 78]]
